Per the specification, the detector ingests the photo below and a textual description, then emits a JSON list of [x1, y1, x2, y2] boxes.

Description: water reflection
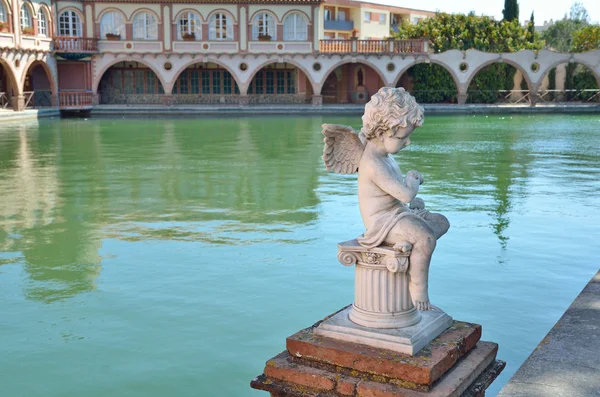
[[0, 116, 324, 302]]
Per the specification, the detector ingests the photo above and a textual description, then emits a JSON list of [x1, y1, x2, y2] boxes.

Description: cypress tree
[[502, 0, 519, 22], [527, 12, 535, 43]]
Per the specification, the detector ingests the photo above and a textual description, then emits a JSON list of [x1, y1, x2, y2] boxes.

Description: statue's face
[[382, 125, 414, 154]]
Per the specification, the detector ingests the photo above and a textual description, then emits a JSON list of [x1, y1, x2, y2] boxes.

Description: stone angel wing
[[322, 124, 366, 175]]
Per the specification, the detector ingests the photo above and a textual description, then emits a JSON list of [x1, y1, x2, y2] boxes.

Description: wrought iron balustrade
[[53, 36, 99, 53]]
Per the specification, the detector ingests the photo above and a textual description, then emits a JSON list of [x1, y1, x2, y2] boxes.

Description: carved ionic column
[[337, 240, 421, 329]]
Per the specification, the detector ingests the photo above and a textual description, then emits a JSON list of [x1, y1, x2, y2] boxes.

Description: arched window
[[100, 11, 125, 39], [58, 10, 82, 37], [133, 11, 158, 40], [0, 2, 7, 24], [177, 11, 201, 40], [37, 8, 48, 36], [20, 4, 31, 29], [209, 13, 233, 40], [252, 12, 276, 40], [283, 13, 307, 41]]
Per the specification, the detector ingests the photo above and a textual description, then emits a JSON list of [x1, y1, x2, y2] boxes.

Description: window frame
[[252, 12, 276, 40], [0, 1, 7, 24], [283, 13, 307, 41], [177, 11, 201, 40], [363, 11, 371, 23], [58, 10, 82, 37], [209, 12, 233, 41], [379, 13, 386, 25], [132, 11, 158, 41], [100, 11, 125, 39], [37, 8, 48, 36], [20, 4, 32, 29]]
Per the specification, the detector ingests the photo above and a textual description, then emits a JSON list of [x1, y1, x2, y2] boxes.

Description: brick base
[[251, 308, 505, 397]]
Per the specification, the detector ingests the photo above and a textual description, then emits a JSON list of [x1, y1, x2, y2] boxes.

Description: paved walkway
[[498, 270, 600, 397]]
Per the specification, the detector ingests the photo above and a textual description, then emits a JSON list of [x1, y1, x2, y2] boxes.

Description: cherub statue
[[322, 87, 450, 311]]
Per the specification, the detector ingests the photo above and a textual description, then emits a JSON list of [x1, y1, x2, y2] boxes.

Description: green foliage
[[571, 25, 600, 52], [408, 64, 456, 103], [548, 68, 556, 90], [394, 12, 544, 53], [527, 12, 536, 43], [565, 64, 599, 100], [542, 18, 587, 52], [541, 3, 592, 52], [503, 0, 520, 22], [467, 64, 517, 103]]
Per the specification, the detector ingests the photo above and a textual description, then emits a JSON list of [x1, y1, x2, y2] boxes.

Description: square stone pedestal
[[251, 307, 505, 397], [314, 306, 453, 356]]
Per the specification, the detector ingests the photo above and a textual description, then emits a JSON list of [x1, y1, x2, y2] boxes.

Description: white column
[[163, 6, 171, 51], [85, 5, 94, 38], [313, 6, 321, 51], [240, 7, 247, 51]]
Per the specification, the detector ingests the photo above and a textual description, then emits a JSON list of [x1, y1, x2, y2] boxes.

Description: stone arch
[[131, 8, 161, 24], [21, 59, 57, 108], [320, 58, 387, 88], [96, 8, 128, 23], [173, 8, 205, 23], [170, 58, 242, 92], [537, 61, 600, 102], [206, 9, 238, 24], [466, 58, 533, 93], [320, 60, 386, 104], [0, 58, 20, 108], [247, 58, 317, 95], [248, 9, 280, 24], [281, 9, 311, 24], [21, 58, 57, 95], [394, 60, 459, 103], [93, 57, 168, 94], [245, 60, 314, 102], [539, 59, 600, 91]]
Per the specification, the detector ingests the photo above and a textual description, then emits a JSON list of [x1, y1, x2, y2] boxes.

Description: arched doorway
[[23, 61, 55, 108], [172, 62, 240, 105], [466, 63, 530, 104], [98, 61, 164, 105], [247, 62, 312, 104], [537, 63, 599, 103], [395, 63, 457, 103], [0, 61, 17, 110], [321, 62, 383, 104]]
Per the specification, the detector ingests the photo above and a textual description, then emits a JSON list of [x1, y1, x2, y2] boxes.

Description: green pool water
[[1, 114, 599, 396]]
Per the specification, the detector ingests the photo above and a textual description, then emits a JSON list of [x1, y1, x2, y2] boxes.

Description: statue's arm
[[370, 165, 420, 203]]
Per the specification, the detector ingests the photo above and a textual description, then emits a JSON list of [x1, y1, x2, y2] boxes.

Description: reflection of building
[[0, 0, 439, 111]]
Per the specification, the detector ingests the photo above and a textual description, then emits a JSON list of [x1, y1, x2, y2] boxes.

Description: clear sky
[[366, 0, 600, 24]]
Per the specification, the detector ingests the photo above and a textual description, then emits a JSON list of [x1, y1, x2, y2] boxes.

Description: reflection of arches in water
[[18, 123, 106, 302], [321, 62, 383, 104]]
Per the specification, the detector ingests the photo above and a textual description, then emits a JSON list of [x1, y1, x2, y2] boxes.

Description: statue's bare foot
[[413, 300, 431, 311], [393, 241, 413, 253], [409, 280, 430, 311]]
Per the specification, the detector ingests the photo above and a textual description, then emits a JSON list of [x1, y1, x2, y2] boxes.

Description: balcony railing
[[59, 92, 95, 108], [324, 20, 354, 31], [319, 39, 428, 54], [53, 36, 98, 53], [0, 92, 10, 109]]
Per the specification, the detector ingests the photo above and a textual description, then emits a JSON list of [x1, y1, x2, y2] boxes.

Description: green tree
[[541, 2, 590, 52], [527, 12, 536, 43], [571, 25, 600, 52], [394, 12, 543, 53], [503, 0, 519, 22]]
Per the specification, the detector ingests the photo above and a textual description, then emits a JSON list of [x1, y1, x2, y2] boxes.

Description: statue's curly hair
[[360, 87, 424, 140]]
